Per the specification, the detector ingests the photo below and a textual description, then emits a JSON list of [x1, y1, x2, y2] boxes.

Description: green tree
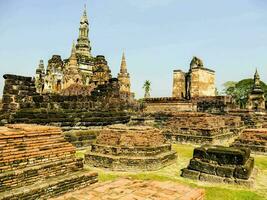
[[223, 79, 267, 108], [143, 80, 151, 98]]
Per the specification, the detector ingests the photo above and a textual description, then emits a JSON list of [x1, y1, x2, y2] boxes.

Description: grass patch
[[255, 155, 267, 170]]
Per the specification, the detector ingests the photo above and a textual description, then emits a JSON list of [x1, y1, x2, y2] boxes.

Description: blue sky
[[0, 0, 266, 98]]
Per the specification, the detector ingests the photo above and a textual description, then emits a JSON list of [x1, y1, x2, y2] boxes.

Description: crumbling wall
[[194, 96, 235, 113], [1, 74, 132, 126], [2, 74, 127, 112], [143, 97, 197, 113], [2, 74, 36, 112]]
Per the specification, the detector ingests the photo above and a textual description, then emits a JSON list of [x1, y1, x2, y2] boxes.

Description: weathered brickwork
[[190, 68, 215, 97], [181, 145, 255, 187], [64, 129, 100, 148], [85, 125, 177, 171], [1, 74, 131, 128], [143, 96, 235, 115], [2, 74, 36, 112], [229, 110, 266, 128], [161, 112, 243, 144], [0, 124, 98, 199], [172, 57, 215, 99], [51, 178, 205, 200], [144, 97, 197, 113], [231, 129, 267, 154], [172, 70, 186, 98]]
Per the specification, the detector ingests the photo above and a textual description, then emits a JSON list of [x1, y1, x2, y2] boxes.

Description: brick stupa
[[85, 125, 177, 171]]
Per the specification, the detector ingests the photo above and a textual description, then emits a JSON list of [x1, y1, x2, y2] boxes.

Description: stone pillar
[[172, 70, 185, 98]]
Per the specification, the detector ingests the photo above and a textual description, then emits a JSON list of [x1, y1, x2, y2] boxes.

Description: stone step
[[0, 170, 98, 200], [85, 150, 177, 171]]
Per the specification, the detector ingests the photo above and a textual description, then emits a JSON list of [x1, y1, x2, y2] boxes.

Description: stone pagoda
[[35, 5, 113, 94], [247, 69, 265, 111]]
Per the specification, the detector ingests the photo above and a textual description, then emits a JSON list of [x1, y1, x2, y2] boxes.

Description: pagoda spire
[[253, 68, 261, 90], [69, 41, 78, 67], [120, 52, 127, 74], [76, 4, 92, 57]]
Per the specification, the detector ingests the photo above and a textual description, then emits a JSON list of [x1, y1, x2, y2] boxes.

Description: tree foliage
[[223, 79, 267, 108], [143, 80, 151, 98]]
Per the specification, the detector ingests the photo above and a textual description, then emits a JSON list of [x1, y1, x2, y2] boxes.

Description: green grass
[[77, 144, 267, 200]]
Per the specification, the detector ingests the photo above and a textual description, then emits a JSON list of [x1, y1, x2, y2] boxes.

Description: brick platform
[[162, 113, 243, 144], [231, 129, 267, 154], [51, 178, 205, 200], [85, 125, 177, 171], [0, 124, 98, 199], [181, 145, 255, 187]]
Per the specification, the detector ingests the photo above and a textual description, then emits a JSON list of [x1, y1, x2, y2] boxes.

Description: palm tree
[[143, 80, 151, 98]]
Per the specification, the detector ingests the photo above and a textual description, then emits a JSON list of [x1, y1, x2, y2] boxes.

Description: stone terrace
[[51, 178, 205, 200], [231, 129, 267, 154], [161, 112, 243, 144], [0, 124, 98, 200], [181, 145, 255, 187], [85, 125, 177, 171]]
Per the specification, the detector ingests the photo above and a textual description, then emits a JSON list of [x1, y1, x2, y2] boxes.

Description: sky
[[0, 0, 266, 98]]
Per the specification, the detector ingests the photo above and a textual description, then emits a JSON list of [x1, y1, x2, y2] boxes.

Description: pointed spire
[[80, 4, 88, 24], [69, 41, 78, 67], [253, 68, 262, 90], [76, 4, 91, 57], [120, 52, 127, 74], [254, 68, 260, 79], [83, 4, 87, 16], [71, 41, 76, 55]]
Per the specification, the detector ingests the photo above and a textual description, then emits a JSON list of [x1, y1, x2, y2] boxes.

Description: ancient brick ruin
[[144, 96, 235, 114], [231, 129, 267, 154], [0, 124, 98, 200], [160, 112, 243, 144], [172, 57, 215, 99], [85, 125, 177, 171], [181, 145, 255, 187], [64, 129, 100, 148], [1, 74, 131, 129]]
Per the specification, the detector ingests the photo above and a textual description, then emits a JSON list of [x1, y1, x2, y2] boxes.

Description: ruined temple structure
[[0, 124, 98, 200], [34, 6, 132, 99], [172, 57, 216, 99], [160, 112, 243, 144], [181, 145, 255, 187], [85, 125, 177, 171], [1, 74, 131, 128], [247, 69, 266, 111], [1, 6, 136, 124], [231, 129, 267, 155]]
